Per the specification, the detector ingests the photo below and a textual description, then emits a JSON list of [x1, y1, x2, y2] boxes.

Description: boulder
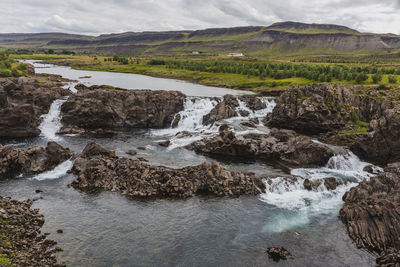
[[202, 95, 238, 125], [0, 142, 71, 177], [266, 246, 292, 262], [69, 143, 265, 198], [188, 125, 334, 167], [323, 177, 343, 190], [60, 85, 185, 133], [202, 95, 267, 125], [340, 163, 400, 265], [157, 140, 170, 147]]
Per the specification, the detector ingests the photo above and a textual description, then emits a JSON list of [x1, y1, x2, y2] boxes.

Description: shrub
[[372, 73, 383, 83], [0, 69, 12, 77], [388, 75, 397, 84]]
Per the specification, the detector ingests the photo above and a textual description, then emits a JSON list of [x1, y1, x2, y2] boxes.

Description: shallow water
[[0, 62, 377, 266], [22, 60, 251, 97]]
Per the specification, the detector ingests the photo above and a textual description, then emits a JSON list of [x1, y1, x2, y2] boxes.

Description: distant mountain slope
[[1, 22, 399, 55]]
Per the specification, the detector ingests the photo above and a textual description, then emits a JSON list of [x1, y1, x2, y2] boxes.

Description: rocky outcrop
[[0, 142, 71, 177], [0, 77, 70, 138], [202, 95, 266, 125], [0, 196, 64, 266], [70, 142, 265, 198], [266, 246, 292, 262], [266, 84, 391, 135], [267, 83, 400, 165], [60, 85, 185, 134], [350, 106, 400, 165], [340, 162, 400, 266], [188, 125, 334, 167]]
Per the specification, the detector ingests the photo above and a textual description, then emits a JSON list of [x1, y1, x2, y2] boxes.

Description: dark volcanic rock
[[266, 83, 389, 134], [376, 249, 400, 267], [0, 77, 70, 138], [0, 196, 64, 266], [60, 84, 185, 133], [157, 140, 170, 147], [350, 106, 400, 165], [202, 95, 238, 125], [0, 142, 71, 177], [267, 83, 400, 165], [323, 177, 342, 190], [266, 246, 292, 262], [340, 162, 400, 265], [70, 143, 265, 198], [188, 125, 334, 167]]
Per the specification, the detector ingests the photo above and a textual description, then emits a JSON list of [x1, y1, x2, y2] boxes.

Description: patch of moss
[[0, 254, 10, 266], [339, 126, 368, 135]]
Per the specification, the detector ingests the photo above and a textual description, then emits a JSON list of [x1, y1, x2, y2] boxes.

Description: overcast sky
[[1, 0, 400, 35]]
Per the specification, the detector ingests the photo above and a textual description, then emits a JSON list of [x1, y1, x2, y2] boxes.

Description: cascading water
[[31, 160, 73, 181], [39, 97, 69, 141], [151, 96, 276, 149], [259, 150, 382, 233]]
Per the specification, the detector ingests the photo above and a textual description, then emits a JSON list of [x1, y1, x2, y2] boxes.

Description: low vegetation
[[11, 52, 400, 93], [0, 52, 28, 77]]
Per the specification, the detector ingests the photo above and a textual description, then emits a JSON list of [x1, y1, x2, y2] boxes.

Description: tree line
[[148, 59, 399, 84]]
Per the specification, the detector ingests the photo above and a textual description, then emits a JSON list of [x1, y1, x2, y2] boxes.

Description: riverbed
[[0, 61, 376, 266]]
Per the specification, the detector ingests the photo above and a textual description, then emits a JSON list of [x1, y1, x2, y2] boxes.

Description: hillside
[[1, 22, 400, 56]]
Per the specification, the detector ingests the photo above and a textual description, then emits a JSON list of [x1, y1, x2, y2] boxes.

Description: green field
[[12, 53, 400, 94]]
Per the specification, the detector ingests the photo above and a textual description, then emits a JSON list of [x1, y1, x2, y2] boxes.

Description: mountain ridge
[[1, 21, 399, 56]]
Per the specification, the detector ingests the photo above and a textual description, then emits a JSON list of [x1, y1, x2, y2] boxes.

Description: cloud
[[0, 0, 399, 35]]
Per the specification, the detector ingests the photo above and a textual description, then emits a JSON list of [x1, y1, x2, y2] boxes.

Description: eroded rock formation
[[69, 142, 265, 198], [0, 77, 70, 138], [0, 142, 71, 177], [60, 84, 185, 134], [188, 125, 334, 167], [340, 162, 400, 266], [266, 83, 400, 165]]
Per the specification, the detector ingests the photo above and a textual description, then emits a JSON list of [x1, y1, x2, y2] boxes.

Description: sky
[[1, 0, 400, 35]]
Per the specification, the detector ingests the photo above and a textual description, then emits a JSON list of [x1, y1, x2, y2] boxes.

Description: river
[[0, 61, 376, 266]]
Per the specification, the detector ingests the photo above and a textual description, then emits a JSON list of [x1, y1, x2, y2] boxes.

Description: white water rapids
[[152, 96, 276, 149], [34, 93, 382, 232], [260, 151, 382, 232]]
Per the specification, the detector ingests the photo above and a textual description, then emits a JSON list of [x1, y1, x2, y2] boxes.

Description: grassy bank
[[12, 54, 400, 94], [0, 52, 29, 77]]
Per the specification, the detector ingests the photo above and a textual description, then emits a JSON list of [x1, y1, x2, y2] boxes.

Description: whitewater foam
[[260, 150, 382, 232], [30, 160, 73, 181], [151, 96, 276, 149]]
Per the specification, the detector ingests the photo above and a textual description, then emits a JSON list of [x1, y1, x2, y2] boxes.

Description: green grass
[[11, 53, 400, 93], [339, 127, 368, 135], [339, 119, 369, 135]]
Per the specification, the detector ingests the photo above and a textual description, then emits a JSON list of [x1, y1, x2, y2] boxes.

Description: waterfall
[[151, 96, 276, 149], [39, 97, 68, 141], [259, 150, 382, 232], [31, 160, 73, 181]]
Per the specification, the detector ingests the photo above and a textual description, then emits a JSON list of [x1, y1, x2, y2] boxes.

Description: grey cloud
[[0, 0, 399, 35]]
